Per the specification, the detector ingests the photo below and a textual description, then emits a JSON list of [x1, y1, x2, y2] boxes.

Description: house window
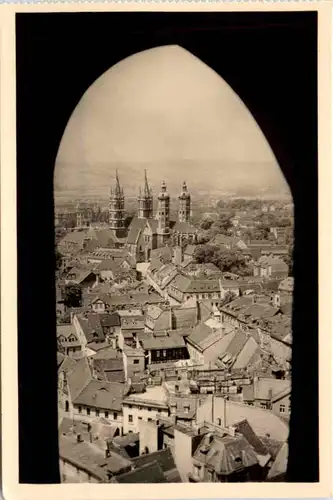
[[148, 418, 153, 422], [217, 418, 221, 426], [78, 406, 82, 414], [207, 470, 213, 482], [156, 350, 160, 358], [128, 415, 133, 423], [280, 404, 286, 413], [133, 359, 139, 365], [95, 409, 100, 417], [184, 406, 189, 414], [86, 408, 91, 416], [113, 412, 118, 420], [105, 411, 109, 418], [128, 405, 132, 409], [138, 417, 143, 420], [163, 350, 166, 357], [260, 402, 266, 409], [148, 407, 152, 412]]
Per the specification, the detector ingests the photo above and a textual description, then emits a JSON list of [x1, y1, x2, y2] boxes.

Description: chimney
[[228, 426, 236, 437]]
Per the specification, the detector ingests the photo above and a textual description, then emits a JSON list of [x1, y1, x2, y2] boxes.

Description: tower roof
[[139, 169, 152, 199], [179, 180, 190, 199], [111, 170, 124, 197], [158, 180, 169, 200]]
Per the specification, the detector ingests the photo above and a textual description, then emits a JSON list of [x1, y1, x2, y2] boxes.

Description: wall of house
[[72, 315, 89, 347], [123, 351, 145, 381], [122, 402, 169, 434], [99, 270, 115, 281], [186, 343, 204, 366], [149, 347, 188, 364], [59, 458, 100, 483], [196, 395, 289, 442], [174, 428, 197, 482], [138, 419, 159, 455], [72, 404, 123, 428], [271, 394, 291, 418]]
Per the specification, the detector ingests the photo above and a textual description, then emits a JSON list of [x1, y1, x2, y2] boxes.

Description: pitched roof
[[57, 324, 78, 340], [126, 217, 148, 245], [193, 433, 258, 475], [66, 266, 96, 284], [233, 419, 269, 456], [172, 221, 197, 234], [73, 379, 126, 411], [113, 460, 168, 483], [96, 258, 120, 272], [266, 442, 288, 480], [67, 357, 92, 401], [254, 378, 291, 401], [77, 314, 105, 343], [59, 435, 108, 482], [132, 448, 181, 482], [278, 277, 294, 293]]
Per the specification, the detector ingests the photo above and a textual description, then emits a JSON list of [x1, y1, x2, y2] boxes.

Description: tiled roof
[[126, 217, 148, 244], [266, 442, 288, 480], [67, 357, 92, 401], [168, 397, 197, 419], [172, 221, 197, 234], [121, 315, 145, 330], [233, 419, 269, 456], [132, 448, 176, 473], [66, 266, 96, 284], [254, 378, 291, 401], [193, 433, 258, 475], [184, 244, 196, 256], [150, 263, 179, 290], [113, 460, 168, 483], [172, 307, 197, 329], [73, 379, 126, 411], [57, 324, 77, 340], [96, 258, 120, 272], [171, 275, 220, 294], [58, 355, 77, 376], [278, 277, 294, 293], [232, 336, 260, 370], [59, 435, 108, 481], [140, 333, 185, 350], [105, 451, 132, 474]]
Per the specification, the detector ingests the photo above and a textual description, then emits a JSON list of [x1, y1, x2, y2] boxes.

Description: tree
[[220, 291, 236, 306], [200, 219, 214, 231], [63, 284, 82, 308], [194, 244, 252, 276]]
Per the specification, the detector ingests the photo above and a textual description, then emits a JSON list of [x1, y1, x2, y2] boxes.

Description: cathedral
[[109, 170, 198, 262]]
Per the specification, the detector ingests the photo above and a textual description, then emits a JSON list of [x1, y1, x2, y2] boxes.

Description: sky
[[54, 45, 290, 202]]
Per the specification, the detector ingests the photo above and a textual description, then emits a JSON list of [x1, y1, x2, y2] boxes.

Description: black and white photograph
[[1, 2, 332, 496]]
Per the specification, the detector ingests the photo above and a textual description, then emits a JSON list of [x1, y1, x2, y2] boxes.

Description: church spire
[[114, 169, 122, 196], [138, 169, 153, 219], [143, 169, 151, 197], [109, 171, 125, 235]]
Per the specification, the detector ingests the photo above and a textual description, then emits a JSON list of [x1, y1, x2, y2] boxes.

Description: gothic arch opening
[[54, 45, 291, 204]]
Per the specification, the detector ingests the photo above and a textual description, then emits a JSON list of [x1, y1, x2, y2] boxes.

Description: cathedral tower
[[138, 169, 153, 219], [178, 181, 191, 223], [157, 180, 170, 244], [109, 170, 126, 236]]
